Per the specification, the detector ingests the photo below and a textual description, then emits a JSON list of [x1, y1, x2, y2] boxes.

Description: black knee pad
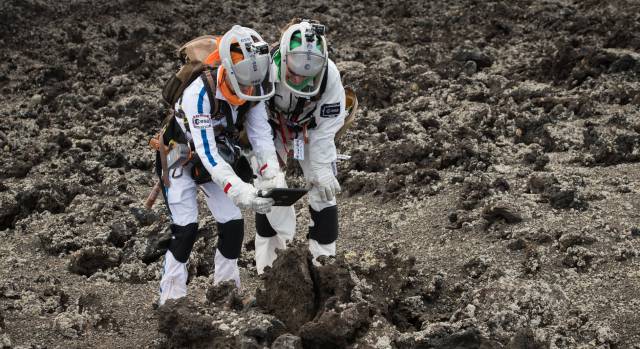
[[255, 213, 277, 238], [308, 205, 338, 245], [168, 223, 199, 263], [217, 219, 244, 259]]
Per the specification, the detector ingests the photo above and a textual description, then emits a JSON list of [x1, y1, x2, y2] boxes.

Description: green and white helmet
[[219, 25, 275, 101], [277, 20, 328, 97]]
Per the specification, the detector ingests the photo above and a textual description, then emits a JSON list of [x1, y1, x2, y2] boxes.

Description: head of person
[[277, 19, 328, 97], [215, 25, 275, 102]]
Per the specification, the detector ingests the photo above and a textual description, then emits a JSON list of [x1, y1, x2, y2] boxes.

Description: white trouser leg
[[201, 182, 243, 287], [249, 148, 297, 274], [213, 248, 240, 287], [166, 166, 199, 226], [159, 250, 188, 305], [299, 155, 338, 211], [299, 156, 338, 262], [255, 171, 296, 274], [159, 167, 198, 305], [255, 234, 287, 274]]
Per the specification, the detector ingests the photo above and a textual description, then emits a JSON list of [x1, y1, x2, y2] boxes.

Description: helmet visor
[[285, 49, 325, 77], [226, 54, 275, 101], [283, 51, 325, 94], [232, 54, 270, 86]]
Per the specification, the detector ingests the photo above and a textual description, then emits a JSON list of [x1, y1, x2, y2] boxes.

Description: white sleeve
[[244, 99, 276, 154], [307, 60, 346, 164], [181, 80, 240, 189]]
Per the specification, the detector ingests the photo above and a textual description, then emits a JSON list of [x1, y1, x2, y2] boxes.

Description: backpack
[[152, 35, 256, 185], [162, 35, 219, 106], [335, 87, 358, 141]]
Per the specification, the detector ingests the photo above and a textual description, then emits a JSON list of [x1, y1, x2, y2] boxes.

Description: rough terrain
[[1, 0, 640, 348]]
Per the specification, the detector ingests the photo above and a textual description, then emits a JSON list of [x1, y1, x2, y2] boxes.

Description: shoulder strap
[[270, 44, 279, 57], [291, 96, 307, 122], [200, 69, 219, 116], [311, 66, 329, 102], [235, 101, 256, 131]]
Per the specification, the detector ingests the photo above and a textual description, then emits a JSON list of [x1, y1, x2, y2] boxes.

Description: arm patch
[[320, 103, 341, 118], [192, 114, 212, 129]]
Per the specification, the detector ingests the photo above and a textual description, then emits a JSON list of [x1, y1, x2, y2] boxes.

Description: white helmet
[[279, 20, 328, 97], [218, 25, 275, 101]]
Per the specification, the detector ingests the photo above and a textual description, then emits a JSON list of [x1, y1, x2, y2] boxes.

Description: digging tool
[[145, 181, 162, 209]]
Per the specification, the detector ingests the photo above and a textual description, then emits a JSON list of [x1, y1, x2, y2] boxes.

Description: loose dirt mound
[[154, 244, 619, 348]]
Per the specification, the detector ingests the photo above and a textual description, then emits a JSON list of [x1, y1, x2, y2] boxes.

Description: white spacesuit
[[254, 20, 346, 274], [158, 26, 282, 306]]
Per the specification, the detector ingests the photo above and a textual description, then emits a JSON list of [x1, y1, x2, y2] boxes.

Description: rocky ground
[[1, 0, 640, 348]]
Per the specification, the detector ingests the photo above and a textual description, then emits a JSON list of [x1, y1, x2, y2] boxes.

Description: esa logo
[[192, 114, 212, 129], [320, 103, 341, 118]]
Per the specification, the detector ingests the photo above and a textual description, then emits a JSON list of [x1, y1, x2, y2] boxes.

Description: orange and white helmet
[[218, 25, 275, 101]]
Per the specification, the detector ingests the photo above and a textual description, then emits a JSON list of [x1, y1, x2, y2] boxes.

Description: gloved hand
[[310, 162, 341, 202], [254, 151, 282, 191], [224, 177, 275, 214]]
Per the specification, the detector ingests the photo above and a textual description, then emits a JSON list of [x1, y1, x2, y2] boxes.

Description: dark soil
[[1, 0, 639, 348]]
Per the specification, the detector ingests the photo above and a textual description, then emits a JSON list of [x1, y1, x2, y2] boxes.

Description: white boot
[[309, 239, 336, 266], [213, 248, 241, 287], [255, 234, 287, 274], [159, 251, 188, 306]]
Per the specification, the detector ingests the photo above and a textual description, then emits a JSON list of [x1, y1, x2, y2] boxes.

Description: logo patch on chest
[[320, 103, 341, 118], [192, 114, 212, 129]]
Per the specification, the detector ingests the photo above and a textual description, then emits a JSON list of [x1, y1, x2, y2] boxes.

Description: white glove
[[310, 162, 341, 202], [224, 177, 275, 214], [254, 151, 282, 191]]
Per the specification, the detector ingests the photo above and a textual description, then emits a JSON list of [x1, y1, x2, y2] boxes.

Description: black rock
[[0, 195, 19, 230], [108, 221, 136, 247], [507, 238, 527, 251], [492, 177, 510, 192], [129, 207, 159, 227], [68, 246, 122, 276], [452, 47, 493, 68], [548, 188, 588, 210], [448, 211, 458, 223], [242, 317, 287, 347], [272, 334, 302, 349], [507, 328, 547, 349], [141, 226, 171, 264], [483, 204, 522, 224], [527, 174, 558, 194], [157, 298, 223, 348], [102, 85, 118, 99]]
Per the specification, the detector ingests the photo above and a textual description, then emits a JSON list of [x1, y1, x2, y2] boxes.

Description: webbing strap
[[200, 70, 219, 116], [311, 65, 329, 102]]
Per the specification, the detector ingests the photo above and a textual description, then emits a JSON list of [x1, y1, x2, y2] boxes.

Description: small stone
[[451, 175, 465, 184], [507, 238, 527, 251], [463, 60, 477, 75], [596, 326, 619, 344], [29, 94, 43, 108], [0, 333, 11, 348], [271, 333, 302, 349], [102, 85, 118, 99]]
